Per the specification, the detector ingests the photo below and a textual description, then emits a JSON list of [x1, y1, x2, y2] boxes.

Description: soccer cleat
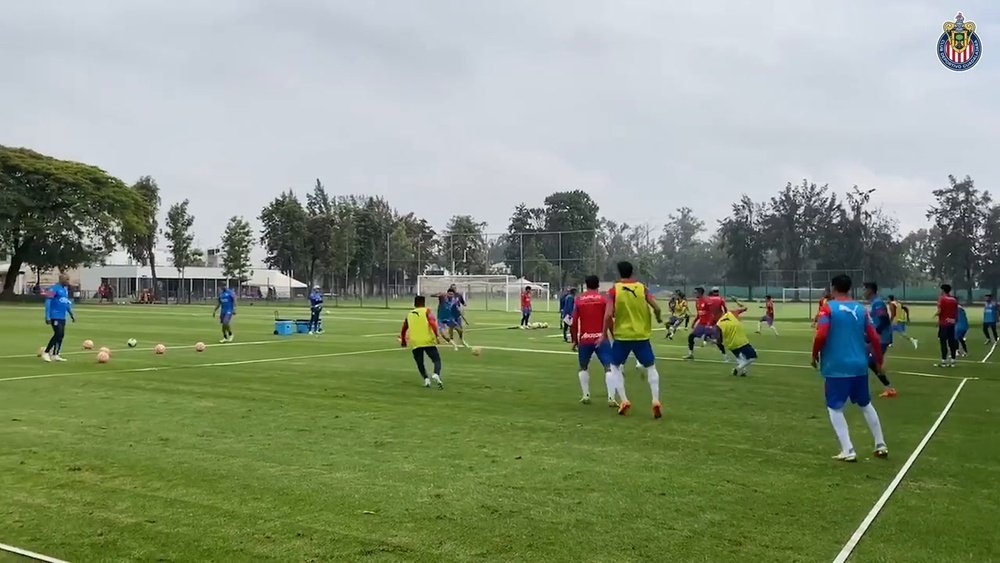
[[53, 355, 67, 362], [652, 401, 662, 419], [911, 339, 919, 350], [607, 398, 619, 408], [731, 368, 739, 376], [227, 335, 235, 343], [219, 339, 228, 344], [308, 330, 313, 335], [879, 388, 897, 398], [41, 353, 52, 362], [580, 395, 591, 405], [423, 378, 431, 388], [431, 374, 444, 389], [682, 352, 694, 360], [874, 445, 889, 459], [617, 400, 632, 416], [832, 451, 858, 463]]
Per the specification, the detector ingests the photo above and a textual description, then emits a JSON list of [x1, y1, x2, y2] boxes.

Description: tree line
[[1, 145, 997, 300]]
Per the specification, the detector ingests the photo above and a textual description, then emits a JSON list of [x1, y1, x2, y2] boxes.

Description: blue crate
[[274, 320, 294, 336]]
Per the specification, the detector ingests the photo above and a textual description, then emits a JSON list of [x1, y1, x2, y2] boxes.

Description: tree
[[504, 204, 545, 278], [0, 146, 148, 296], [305, 180, 335, 288], [927, 175, 993, 302], [441, 215, 487, 274], [541, 190, 600, 286], [659, 207, 706, 283], [188, 248, 206, 267], [978, 205, 1000, 297], [164, 200, 196, 301], [762, 180, 840, 285], [259, 190, 308, 278], [717, 195, 766, 294], [899, 228, 937, 285], [221, 216, 254, 285], [120, 176, 161, 299]]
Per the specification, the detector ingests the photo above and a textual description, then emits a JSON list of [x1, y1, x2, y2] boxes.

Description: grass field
[[0, 301, 997, 562]]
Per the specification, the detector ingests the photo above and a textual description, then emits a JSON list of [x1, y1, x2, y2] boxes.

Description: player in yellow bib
[[717, 298, 758, 377], [667, 291, 688, 339], [400, 295, 444, 389], [604, 261, 664, 419]]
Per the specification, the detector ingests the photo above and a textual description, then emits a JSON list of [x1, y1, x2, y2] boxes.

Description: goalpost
[[780, 287, 829, 304], [415, 275, 551, 313]]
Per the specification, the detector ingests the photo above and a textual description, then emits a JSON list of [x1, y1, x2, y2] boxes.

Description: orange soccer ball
[[99, 347, 111, 356], [82, 339, 94, 350], [154, 344, 166, 355], [194, 342, 206, 352], [96, 351, 110, 364]]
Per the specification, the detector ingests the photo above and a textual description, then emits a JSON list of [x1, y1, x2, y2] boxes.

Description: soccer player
[[956, 304, 969, 357], [756, 295, 779, 335], [863, 282, 896, 398], [935, 284, 959, 367], [519, 286, 532, 328], [983, 294, 998, 343], [605, 261, 664, 418], [888, 295, 918, 349], [667, 291, 689, 339], [812, 289, 832, 328], [560, 287, 577, 342], [307, 285, 324, 335], [213, 284, 236, 343], [811, 274, 889, 462], [400, 295, 444, 389], [683, 287, 726, 360], [571, 275, 616, 406], [717, 299, 757, 376], [41, 273, 75, 362], [445, 290, 471, 349]]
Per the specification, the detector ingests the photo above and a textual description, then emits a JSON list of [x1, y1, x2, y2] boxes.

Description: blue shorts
[[692, 325, 717, 339], [220, 312, 233, 325], [731, 344, 757, 360], [611, 339, 656, 368], [668, 316, 680, 326], [444, 318, 462, 328], [521, 307, 532, 316], [760, 315, 773, 325], [957, 328, 968, 340], [892, 322, 907, 332], [578, 341, 613, 370], [824, 376, 871, 410]]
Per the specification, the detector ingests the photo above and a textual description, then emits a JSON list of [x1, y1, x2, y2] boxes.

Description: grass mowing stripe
[[831, 378, 972, 563], [0, 542, 68, 563]]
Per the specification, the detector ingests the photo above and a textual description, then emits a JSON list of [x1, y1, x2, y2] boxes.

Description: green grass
[[0, 302, 997, 562]]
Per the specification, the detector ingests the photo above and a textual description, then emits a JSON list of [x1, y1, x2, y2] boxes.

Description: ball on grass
[[127, 338, 138, 348], [99, 347, 111, 356], [36, 347, 44, 357], [194, 342, 206, 352], [154, 344, 166, 355], [471, 346, 482, 356], [82, 339, 94, 350], [96, 351, 110, 364]]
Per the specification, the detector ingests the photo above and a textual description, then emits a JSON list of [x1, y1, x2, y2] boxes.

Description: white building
[[80, 264, 307, 300]]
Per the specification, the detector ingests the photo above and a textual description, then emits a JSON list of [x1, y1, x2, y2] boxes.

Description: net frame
[[415, 274, 551, 312]]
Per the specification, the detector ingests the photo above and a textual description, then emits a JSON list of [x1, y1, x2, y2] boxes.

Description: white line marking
[[478, 346, 971, 381], [831, 377, 971, 563], [361, 325, 511, 338], [982, 340, 998, 363], [0, 542, 68, 563], [0, 339, 291, 360], [0, 347, 402, 384]]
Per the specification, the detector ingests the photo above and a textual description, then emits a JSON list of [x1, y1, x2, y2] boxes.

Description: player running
[[519, 286, 532, 328], [213, 284, 237, 343], [717, 299, 758, 376], [683, 287, 726, 360], [811, 274, 889, 463], [983, 294, 998, 344], [41, 273, 76, 362], [956, 304, 969, 357], [307, 285, 324, 335], [887, 295, 918, 349], [756, 295, 779, 335], [560, 287, 577, 342], [666, 291, 688, 339], [434, 291, 456, 348], [400, 295, 444, 389], [863, 282, 897, 398], [571, 276, 617, 406], [934, 284, 960, 367], [605, 261, 664, 418], [444, 290, 471, 349]]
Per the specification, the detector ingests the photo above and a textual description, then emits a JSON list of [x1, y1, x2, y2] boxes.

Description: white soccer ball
[[127, 338, 138, 348], [541, 322, 549, 329]]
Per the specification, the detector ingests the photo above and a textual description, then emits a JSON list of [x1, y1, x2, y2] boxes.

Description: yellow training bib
[[613, 281, 652, 341], [717, 312, 750, 350], [406, 307, 437, 348]]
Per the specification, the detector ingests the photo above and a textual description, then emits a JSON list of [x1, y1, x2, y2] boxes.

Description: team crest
[[938, 12, 982, 71]]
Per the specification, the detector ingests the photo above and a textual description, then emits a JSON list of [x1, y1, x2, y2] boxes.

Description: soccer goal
[[415, 275, 551, 313], [780, 287, 828, 303]]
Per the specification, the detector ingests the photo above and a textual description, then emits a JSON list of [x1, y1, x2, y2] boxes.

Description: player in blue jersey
[[434, 291, 456, 348], [811, 274, 889, 462], [956, 304, 969, 357], [863, 282, 897, 398], [308, 285, 324, 335], [560, 287, 577, 342], [444, 291, 471, 349], [41, 273, 76, 362], [213, 284, 237, 343], [983, 294, 998, 343]]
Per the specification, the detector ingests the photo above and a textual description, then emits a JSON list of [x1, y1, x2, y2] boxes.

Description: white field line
[[0, 347, 402, 384], [0, 542, 68, 563], [0, 339, 292, 360], [831, 378, 971, 563], [361, 325, 512, 338], [477, 346, 973, 381], [983, 340, 998, 363]]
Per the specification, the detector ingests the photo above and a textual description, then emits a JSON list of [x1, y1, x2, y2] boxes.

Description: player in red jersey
[[684, 287, 726, 360], [756, 295, 779, 335], [519, 286, 532, 328], [934, 283, 959, 367], [570, 275, 618, 407], [812, 289, 831, 327]]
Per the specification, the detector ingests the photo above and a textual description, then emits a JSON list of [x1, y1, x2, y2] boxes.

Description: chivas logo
[[938, 12, 982, 71]]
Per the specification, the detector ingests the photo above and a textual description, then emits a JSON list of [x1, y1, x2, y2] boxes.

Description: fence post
[[385, 231, 390, 309]]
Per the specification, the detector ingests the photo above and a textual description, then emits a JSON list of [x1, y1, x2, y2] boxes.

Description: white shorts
[[562, 315, 572, 326]]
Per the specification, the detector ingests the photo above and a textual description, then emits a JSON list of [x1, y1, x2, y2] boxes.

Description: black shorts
[[937, 325, 956, 341]]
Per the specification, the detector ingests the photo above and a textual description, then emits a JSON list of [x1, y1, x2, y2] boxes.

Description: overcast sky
[[3, 0, 998, 254]]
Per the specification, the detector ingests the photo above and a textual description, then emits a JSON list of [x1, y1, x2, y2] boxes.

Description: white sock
[[860, 403, 886, 447], [613, 366, 628, 402], [756, 322, 762, 331], [645, 365, 660, 402], [578, 370, 590, 397], [771, 325, 779, 335], [604, 370, 615, 400], [827, 407, 855, 454]]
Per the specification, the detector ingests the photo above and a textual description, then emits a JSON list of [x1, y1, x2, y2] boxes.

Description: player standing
[[811, 274, 888, 462], [571, 276, 617, 406], [887, 295, 918, 349], [605, 261, 664, 418], [307, 285, 324, 335], [213, 284, 236, 343], [756, 295, 779, 335], [560, 287, 577, 342], [519, 286, 532, 328], [956, 304, 969, 357], [812, 289, 832, 328], [983, 294, 998, 343], [935, 284, 959, 367], [400, 295, 444, 389], [717, 299, 757, 376], [41, 273, 75, 362], [863, 282, 896, 398]]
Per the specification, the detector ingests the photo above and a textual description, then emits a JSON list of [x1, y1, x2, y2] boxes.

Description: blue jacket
[[45, 284, 73, 321]]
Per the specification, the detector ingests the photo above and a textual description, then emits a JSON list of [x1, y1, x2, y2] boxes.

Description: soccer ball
[[194, 342, 206, 352], [127, 338, 138, 348], [154, 344, 166, 355], [541, 322, 549, 329], [471, 346, 482, 356], [36, 347, 44, 357], [96, 351, 110, 364], [82, 339, 94, 350], [99, 347, 111, 356]]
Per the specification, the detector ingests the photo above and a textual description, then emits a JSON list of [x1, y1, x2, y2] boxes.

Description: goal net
[[415, 275, 551, 312], [780, 287, 828, 303]]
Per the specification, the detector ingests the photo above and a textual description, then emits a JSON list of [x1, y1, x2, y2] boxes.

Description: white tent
[[246, 270, 308, 299]]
